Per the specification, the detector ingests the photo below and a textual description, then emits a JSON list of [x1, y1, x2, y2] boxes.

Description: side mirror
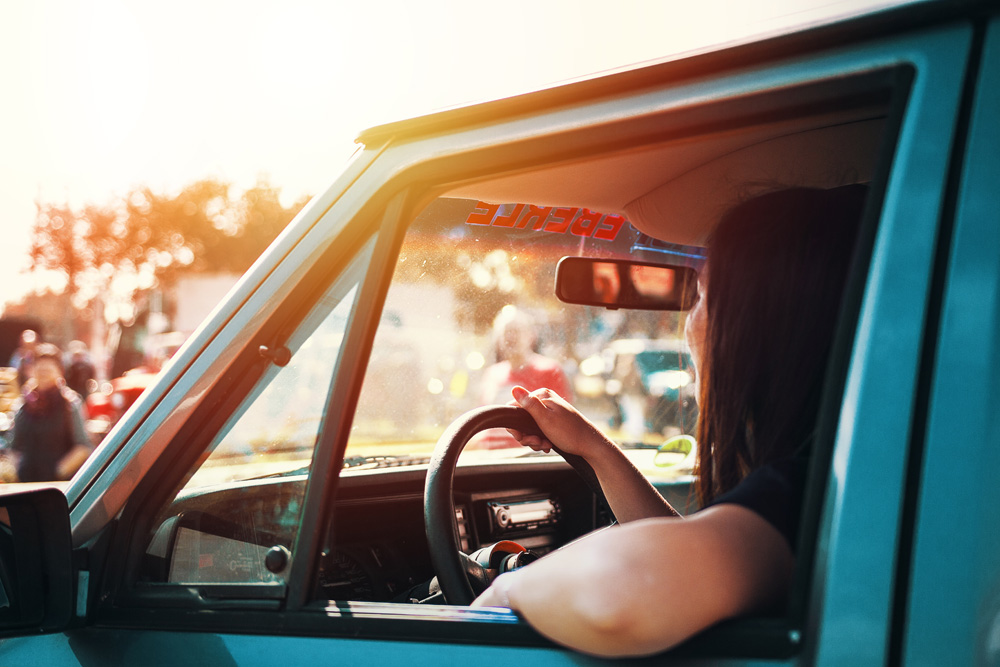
[[0, 488, 74, 636], [555, 257, 698, 311]]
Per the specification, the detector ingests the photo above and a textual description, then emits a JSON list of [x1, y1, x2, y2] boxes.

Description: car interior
[[120, 63, 904, 656]]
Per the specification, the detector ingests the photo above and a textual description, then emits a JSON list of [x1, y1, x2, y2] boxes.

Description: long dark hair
[[694, 185, 867, 505]]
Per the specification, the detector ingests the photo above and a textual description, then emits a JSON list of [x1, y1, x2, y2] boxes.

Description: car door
[[896, 16, 1000, 667], [0, 9, 981, 666]]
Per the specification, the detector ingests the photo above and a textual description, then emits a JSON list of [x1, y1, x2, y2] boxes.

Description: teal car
[[2, 0, 999, 663]]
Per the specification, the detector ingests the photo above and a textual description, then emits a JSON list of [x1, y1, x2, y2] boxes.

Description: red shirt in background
[[473, 355, 572, 449]]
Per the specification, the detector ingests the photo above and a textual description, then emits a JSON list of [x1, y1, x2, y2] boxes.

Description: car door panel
[[800, 23, 971, 665], [1, 627, 596, 667], [899, 16, 1000, 666]]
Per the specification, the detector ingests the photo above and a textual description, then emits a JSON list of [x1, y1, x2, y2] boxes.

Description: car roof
[[354, 0, 987, 246], [354, 0, 963, 148]]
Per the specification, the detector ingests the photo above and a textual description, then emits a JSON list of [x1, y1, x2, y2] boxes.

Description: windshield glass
[[346, 198, 698, 483]]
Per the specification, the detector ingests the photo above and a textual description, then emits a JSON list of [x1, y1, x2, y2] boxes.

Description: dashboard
[[142, 459, 608, 603]]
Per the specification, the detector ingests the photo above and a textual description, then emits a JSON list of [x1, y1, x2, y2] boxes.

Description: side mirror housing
[[0, 487, 74, 636], [555, 257, 698, 311]]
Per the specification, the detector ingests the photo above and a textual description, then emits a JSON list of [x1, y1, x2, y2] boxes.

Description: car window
[[139, 238, 374, 585], [318, 69, 902, 626], [347, 199, 698, 483]]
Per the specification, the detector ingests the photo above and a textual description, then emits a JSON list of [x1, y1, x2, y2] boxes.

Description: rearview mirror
[[555, 257, 698, 311]]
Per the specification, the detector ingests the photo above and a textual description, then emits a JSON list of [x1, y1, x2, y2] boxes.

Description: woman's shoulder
[[705, 457, 810, 554]]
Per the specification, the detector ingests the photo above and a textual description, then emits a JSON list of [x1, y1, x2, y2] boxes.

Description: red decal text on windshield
[[466, 201, 625, 241]]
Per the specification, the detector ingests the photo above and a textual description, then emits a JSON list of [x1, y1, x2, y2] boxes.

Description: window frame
[[301, 59, 923, 661], [104, 224, 384, 611]]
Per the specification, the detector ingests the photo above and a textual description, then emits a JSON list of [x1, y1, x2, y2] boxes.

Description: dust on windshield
[[347, 198, 699, 482]]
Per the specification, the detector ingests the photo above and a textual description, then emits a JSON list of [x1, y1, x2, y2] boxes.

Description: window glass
[[141, 238, 373, 585], [347, 200, 697, 484]]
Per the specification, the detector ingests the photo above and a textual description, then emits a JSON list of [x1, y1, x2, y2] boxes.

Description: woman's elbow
[[547, 602, 691, 658], [543, 562, 691, 657]]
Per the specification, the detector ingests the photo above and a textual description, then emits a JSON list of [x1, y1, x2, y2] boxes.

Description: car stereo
[[487, 498, 560, 533]]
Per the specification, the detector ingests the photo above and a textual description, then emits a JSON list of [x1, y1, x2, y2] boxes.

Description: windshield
[[346, 198, 699, 482]]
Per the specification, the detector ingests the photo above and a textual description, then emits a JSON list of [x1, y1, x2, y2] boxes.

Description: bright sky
[[0, 0, 898, 309]]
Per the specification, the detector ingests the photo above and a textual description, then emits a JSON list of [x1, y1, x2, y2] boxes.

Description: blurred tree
[[82, 202, 124, 277], [28, 204, 88, 342], [120, 179, 231, 287], [29, 204, 86, 299], [115, 178, 310, 284], [228, 180, 311, 273], [18, 177, 309, 350]]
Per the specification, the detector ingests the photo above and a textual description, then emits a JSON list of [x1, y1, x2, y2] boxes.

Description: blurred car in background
[[85, 331, 188, 439], [85, 368, 161, 436], [575, 338, 697, 441]]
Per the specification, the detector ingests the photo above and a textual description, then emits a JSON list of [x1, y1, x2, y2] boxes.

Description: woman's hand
[[507, 385, 613, 460], [509, 385, 682, 523]]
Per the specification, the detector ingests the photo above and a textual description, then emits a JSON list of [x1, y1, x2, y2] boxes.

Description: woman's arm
[[471, 504, 794, 658], [508, 386, 679, 521]]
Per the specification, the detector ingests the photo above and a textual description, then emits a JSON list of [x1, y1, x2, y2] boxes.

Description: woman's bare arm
[[508, 386, 679, 522], [472, 504, 794, 658]]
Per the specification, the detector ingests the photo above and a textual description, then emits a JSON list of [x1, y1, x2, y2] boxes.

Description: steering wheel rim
[[424, 405, 607, 605]]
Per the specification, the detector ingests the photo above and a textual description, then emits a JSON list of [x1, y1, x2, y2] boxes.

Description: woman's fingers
[[502, 423, 553, 453], [505, 428, 551, 451], [521, 435, 549, 450], [511, 385, 542, 410], [507, 385, 606, 460]]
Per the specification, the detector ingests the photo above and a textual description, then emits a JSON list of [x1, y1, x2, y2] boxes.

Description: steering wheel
[[424, 405, 609, 605]]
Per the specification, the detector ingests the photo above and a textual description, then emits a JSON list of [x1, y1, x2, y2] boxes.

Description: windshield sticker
[[466, 201, 626, 242]]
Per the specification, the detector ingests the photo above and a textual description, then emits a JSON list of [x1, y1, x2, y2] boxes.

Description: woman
[[11, 343, 93, 482], [471, 186, 867, 657]]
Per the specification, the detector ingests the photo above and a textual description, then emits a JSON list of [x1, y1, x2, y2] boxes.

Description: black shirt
[[707, 456, 810, 554]]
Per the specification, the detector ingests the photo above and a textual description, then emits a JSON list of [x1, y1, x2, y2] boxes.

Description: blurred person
[[65, 340, 97, 398], [10, 343, 93, 482], [473, 307, 572, 449], [8, 329, 38, 388], [480, 306, 572, 405]]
